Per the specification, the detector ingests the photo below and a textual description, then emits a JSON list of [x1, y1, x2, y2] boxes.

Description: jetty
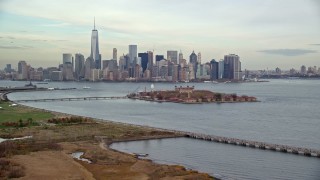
[[14, 96, 127, 103], [92, 116, 320, 159], [182, 132, 320, 158]]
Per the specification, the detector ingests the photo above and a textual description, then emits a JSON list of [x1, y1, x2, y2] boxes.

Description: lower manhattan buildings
[[7, 52, 245, 82], [1, 19, 249, 82]]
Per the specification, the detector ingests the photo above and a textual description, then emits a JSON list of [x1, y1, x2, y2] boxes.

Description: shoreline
[[128, 86, 258, 104], [12, 102, 320, 158], [5, 90, 319, 155], [1, 93, 214, 179]]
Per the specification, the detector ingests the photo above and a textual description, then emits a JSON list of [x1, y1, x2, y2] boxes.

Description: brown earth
[[9, 140, 212, 180], [12, 151, 95, 180], [0, 112, 214, 180]]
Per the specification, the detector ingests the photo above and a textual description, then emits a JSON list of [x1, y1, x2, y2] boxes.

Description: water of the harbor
[[110, 137, 320, 180], [3, 79, 320, 180]]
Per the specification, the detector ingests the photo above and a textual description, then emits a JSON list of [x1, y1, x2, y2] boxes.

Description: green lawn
[[0, 101, 54, 127]]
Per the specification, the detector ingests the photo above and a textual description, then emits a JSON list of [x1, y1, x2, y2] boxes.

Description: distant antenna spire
[[94, 17, 96, 30]]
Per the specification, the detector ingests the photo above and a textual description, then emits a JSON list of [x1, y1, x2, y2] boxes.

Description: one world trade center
[[90, 18, 101, 69]]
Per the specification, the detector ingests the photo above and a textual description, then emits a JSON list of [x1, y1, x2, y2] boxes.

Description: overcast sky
[[0, 0, 319, 70]]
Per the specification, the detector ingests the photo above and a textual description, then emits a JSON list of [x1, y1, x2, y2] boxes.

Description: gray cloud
[[41, 23, 70, 27], [31, 39, 67, 42], [311, 0, 320, 16], [0, 45, 33, 49], [54, 39, 68, 42], [17, 30, 45, 33], [257, 49, 317, 56], [0, 36, 16, 39], [32, 39, 47, 42], [309, 44, 320, 46]]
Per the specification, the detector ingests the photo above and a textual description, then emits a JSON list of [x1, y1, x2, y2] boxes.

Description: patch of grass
[[0, 101, 54, 128], [47, 117, 90, 124]]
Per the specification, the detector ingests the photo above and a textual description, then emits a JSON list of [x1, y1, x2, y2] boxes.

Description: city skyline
[[0, 0, 319, 69]]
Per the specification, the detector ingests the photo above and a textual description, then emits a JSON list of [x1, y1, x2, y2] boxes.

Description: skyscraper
[[147, 51, 153, 72], [224, 54, 241, 80], [189, 51, 197, 65], [75, 53, 85, 79], [90, 18, 101, 69], [119, 56, 126, 71], [113, 48, 117, 61], [129, 45, 137, 65], [102, 60, 117, 71], [85, 57, 95, 80], [197, 52, 201, 64], [189, 51, 198, 78], [5, 64, 12, 73], [138, 53, 148, 73], [210, 59, 219, 80], [18, 61, 28, 80], [62, 53, 74, 80], [167, 50, 178, 64], [172, 64, 179, 82], [62, 63, 74, 81], [218, 60, 224, 79], [178, 50, 183, 64], [155, 55, 164, 62], [300, 65, 307, 75], [63, 53, 72, 65]]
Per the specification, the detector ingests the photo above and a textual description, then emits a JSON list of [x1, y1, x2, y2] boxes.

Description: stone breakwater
[[182, 132, 320, 158], [90, 117, 320, 159]]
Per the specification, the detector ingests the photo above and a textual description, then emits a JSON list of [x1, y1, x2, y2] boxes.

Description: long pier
[[14, 96, 127, 103], [183, 132, 320, 158]]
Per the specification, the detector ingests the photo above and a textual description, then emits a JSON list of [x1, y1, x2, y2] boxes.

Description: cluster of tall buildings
[[1, 20, 244, 82]]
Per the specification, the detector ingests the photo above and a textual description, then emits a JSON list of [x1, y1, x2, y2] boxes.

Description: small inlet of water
[[71, 152, 92, 163], [0, 136, 33, 143]]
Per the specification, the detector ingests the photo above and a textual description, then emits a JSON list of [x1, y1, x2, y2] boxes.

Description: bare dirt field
[[0, 104, 213, 179]]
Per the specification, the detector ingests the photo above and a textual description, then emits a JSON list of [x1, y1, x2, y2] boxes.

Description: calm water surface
[[2, 79, 320, 179], [111, 138, 320, 180]]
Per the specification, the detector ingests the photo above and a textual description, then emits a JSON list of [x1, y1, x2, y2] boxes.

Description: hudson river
[[4, 79, 320, 180]]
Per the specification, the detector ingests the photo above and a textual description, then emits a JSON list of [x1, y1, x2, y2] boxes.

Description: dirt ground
[[0, 105, 213, 180], [10, 140, 213, 180], [12, 151, 95, 180]]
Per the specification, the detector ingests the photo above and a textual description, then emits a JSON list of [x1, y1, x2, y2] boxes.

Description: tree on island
[[215, 93, 222, 101], [156, 93, 163, 100], [231, 94, 237, 101]]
